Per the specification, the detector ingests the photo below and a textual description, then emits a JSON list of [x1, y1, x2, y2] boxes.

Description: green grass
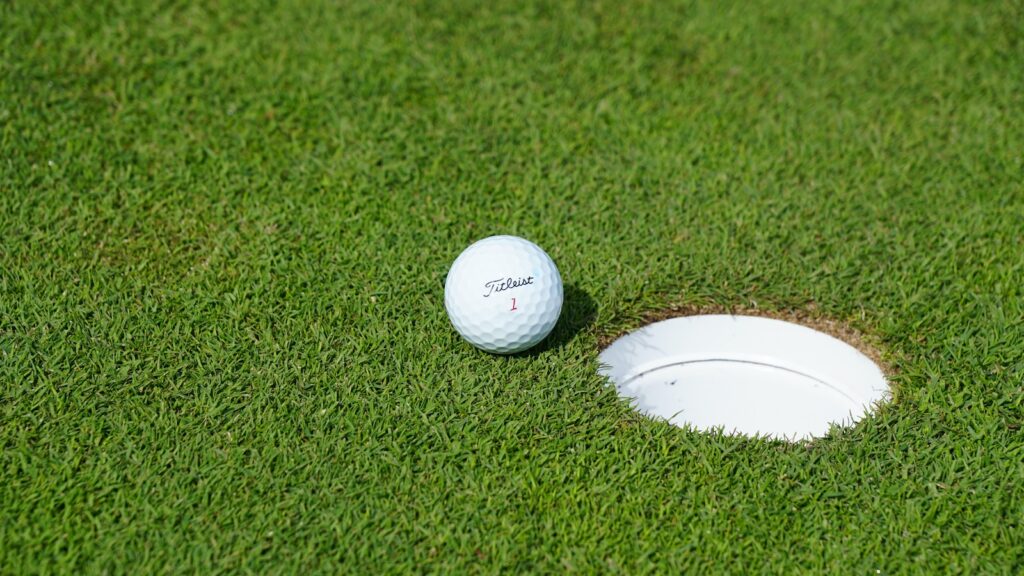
[[2, 0, 1023, 572]]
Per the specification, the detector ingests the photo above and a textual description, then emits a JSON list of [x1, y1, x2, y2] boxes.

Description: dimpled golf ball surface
[[445, 236, 563, 354]]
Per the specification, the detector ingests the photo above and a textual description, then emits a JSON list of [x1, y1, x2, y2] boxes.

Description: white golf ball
[[444, 235, 563, 354]]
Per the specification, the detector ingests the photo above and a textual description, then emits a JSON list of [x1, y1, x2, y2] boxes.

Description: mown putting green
[[2, 0, 1022, 572]]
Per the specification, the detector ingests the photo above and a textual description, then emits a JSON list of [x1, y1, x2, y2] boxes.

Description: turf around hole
[[2, 0, 1023, 573]]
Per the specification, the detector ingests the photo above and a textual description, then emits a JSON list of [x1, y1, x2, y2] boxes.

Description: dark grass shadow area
[[512, 283, 597, 357]]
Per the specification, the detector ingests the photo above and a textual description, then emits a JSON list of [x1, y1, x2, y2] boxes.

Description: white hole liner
[[599, 315, 890, 441]]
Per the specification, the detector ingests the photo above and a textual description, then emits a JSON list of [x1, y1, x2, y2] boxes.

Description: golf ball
[[444, 235, 563, 354]]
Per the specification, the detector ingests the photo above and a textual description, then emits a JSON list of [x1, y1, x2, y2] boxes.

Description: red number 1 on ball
[[511, 298, 518, 311]]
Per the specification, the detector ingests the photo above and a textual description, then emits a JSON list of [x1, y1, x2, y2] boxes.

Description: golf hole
[[599, 315, 890, 441]]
